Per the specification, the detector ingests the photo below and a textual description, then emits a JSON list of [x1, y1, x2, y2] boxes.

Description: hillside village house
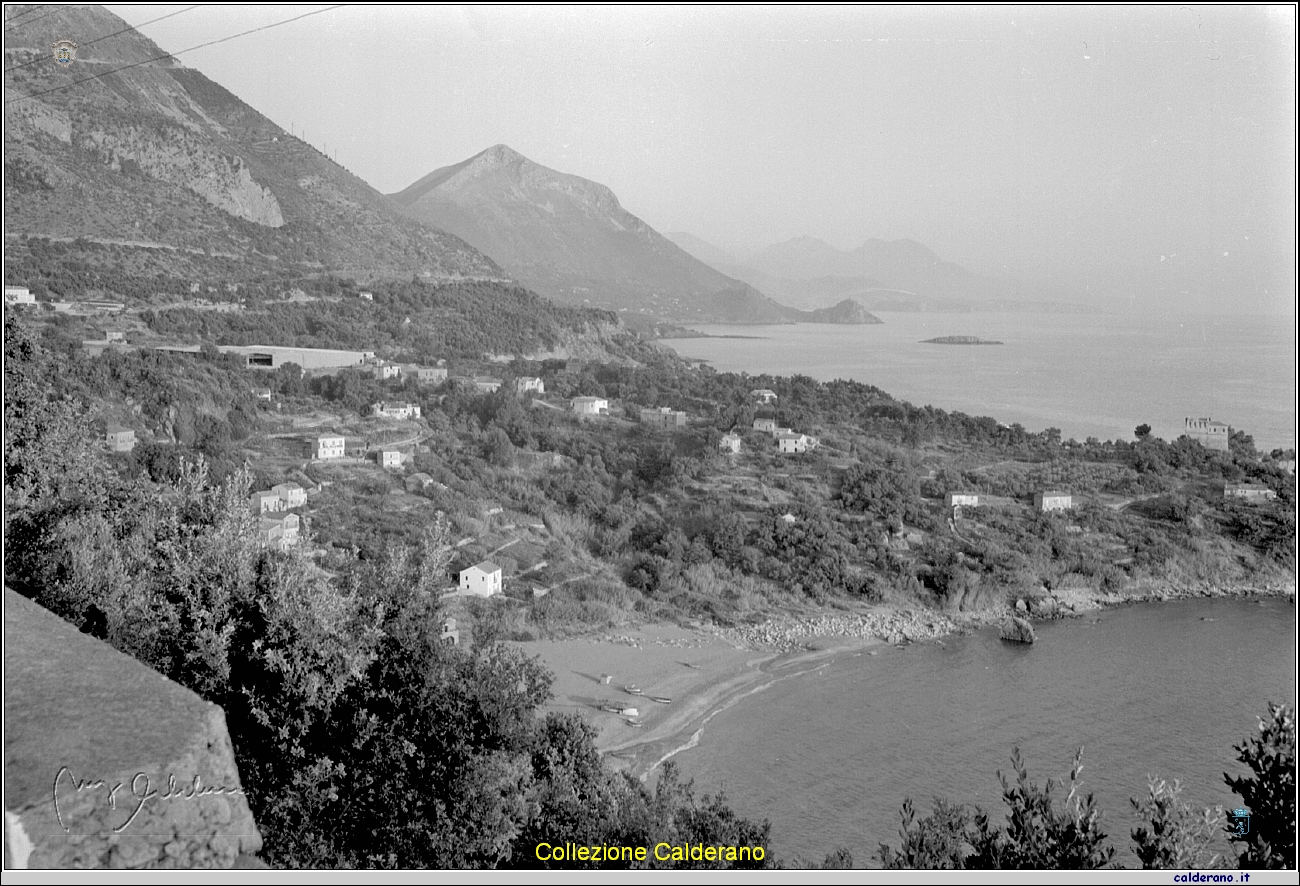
[[1034, 491, 1074, 511], [4, 286, 35, 306], [358, 291, 373, 301], [640, 407, 687, 430], [459, 560, 503, 597], [777, 432, 817, 454], [515, 377, 545, 395], [1224, 483, 1277, 501], [304, 435, 346, 460], [371, 401, 422, 420], [752, 389, 778, 404], [441, 617, 459, 646], [271, 482, 306, 509], [753, 418, 777, 433], [104, 425, 135, 452], [372, 362, 401, 381], [417, 366, 448, 385], [258, 513, 300, 549], [718, 433, 743, 454], [378, 448, 403, 469], [473, 376, 503, 394], [945, 492, 980, 507], [572, 396, 609, 417], [1185, 417, 1230, 452], [253, 387, 272, 401], [251, 490, 281, 514]]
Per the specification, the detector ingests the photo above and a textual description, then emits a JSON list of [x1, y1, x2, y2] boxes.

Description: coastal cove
[[660, 310, 1298, 452], [524, 592, 1296, 867]]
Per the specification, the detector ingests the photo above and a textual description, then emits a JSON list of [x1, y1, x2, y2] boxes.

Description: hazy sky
[[105, 5, 1296, 314]]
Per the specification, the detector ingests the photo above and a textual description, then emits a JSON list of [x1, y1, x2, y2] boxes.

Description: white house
[[372, 362, 401, 380], [378, 448, 403, 469], [753, 418, 777, 433], [4, 286, 35, 306], [776, 432, 816, 454], [1224, 484, 1277, 501], [515, 376, 545, 395], [572, 396, 609, 416], [358, 291, 373, 301], [459, 560, 503, 597], [718, 433, 743, 454], [752, 389, 778, 404], [945, 492, 980, 508], [1034, 491, 1073, 512], [305, 435, 345, 460], [473, 376, 503, 394], [258, 512, 300, 549], [371, 401, 421, 420], [271, 482, 306, 509]]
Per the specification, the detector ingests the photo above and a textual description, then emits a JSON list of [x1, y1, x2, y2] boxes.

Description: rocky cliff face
[[3, 4, 499, 283]]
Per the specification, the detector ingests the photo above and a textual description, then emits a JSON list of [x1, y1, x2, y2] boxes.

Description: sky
[[104, 4, 1297, 315]]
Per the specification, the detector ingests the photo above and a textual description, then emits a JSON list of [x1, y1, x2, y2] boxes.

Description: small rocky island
[[921, 335, 1003, 345]]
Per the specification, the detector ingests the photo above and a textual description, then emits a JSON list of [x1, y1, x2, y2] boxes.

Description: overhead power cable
[[5, 5, 345, 106], [4, 5, 61, 32], [5, 6, 204, 74]]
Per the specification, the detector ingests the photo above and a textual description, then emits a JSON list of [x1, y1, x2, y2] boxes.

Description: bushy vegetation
[[877, 706, 1296, 870]]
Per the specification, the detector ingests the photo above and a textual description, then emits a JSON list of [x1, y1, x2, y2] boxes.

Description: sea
[[673, 597, 1297, 867], [656, 310, 1297, 865], [660, 310, 1297, 452]]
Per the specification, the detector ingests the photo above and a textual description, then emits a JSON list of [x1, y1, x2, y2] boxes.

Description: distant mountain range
[[3, 5, 502, 285], [664, 233, 1096, 314], [389, 146, 878, 326]]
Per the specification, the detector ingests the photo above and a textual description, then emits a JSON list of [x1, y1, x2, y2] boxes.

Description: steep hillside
[[391, 145, 873, 325], [3, 5, 501, 285]]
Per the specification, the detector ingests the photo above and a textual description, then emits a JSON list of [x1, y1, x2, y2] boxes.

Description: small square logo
[[1229, 807, 1250, 836]]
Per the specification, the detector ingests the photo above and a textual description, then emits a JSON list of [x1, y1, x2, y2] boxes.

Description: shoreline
[[519, 581, 1294, 781]]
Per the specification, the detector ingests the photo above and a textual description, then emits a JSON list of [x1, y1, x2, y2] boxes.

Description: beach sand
[[516, 625, 886, 780]]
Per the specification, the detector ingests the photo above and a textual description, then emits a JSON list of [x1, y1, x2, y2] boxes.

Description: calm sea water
[[675, 597, 1297, 866], [661, 311, 1297, 452]]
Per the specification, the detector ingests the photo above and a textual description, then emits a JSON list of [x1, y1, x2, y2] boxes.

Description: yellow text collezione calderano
[[534, 841, 766, 864]]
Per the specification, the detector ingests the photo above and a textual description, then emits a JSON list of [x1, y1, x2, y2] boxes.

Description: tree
[[877, 748, 1115, 870], [1130, 778, 1226, 869], [1134, 424, 1152, 441], [1223, 702, 1296, 869]]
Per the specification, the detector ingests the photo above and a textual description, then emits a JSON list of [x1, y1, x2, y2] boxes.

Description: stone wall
[[3, 589, 262, 869]]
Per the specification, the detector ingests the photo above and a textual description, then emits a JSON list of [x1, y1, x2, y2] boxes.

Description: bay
[[660, 311, 1297, 452], [674, 597, 1297, 867]]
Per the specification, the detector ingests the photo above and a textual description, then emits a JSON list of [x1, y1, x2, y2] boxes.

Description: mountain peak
[[475, 144, 527, 166]]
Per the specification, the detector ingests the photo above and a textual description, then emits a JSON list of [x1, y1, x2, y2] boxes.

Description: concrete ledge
[[3, 589, 262, 869]]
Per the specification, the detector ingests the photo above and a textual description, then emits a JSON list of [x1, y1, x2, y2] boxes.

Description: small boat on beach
[[649, 696, 672, 704], [619, 707, 640, 717], [624, 684, 643, 695]]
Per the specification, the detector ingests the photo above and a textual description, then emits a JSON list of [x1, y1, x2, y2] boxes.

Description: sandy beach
[[514, 605, 957, 779], [514, 582, 1294, 780]]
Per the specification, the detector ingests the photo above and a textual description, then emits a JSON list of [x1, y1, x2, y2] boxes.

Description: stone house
[[945, 492, 980, 507], [753, 418, 777, 433], [1185, 417, 1230, 451], [718, 433, 743, 454], [271, 482, 306, 509], [515, 377, 545, 395], [640, 407, 687, 429], [104, 424, 136, 452], [1223, 483, 1277, 501]]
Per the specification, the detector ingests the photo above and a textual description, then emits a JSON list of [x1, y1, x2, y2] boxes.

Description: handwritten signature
[[53, 767, 245, 834]]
